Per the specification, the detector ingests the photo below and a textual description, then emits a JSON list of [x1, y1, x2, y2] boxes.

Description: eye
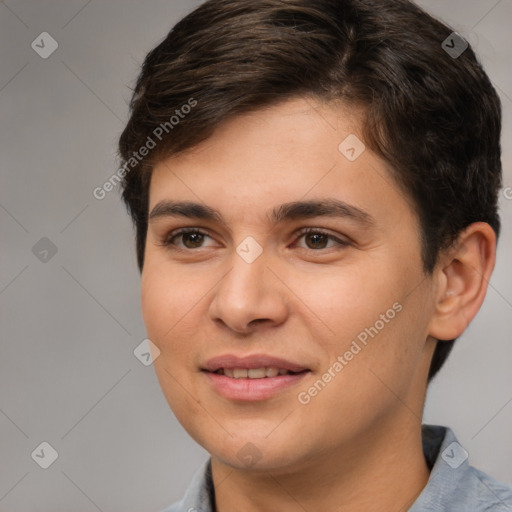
[[161, 228, 217, 250], [292, 228, 350, 250]]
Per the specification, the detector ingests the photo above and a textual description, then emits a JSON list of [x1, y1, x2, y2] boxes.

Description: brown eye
[[162, 228, 215, 250], [293, 228, 350, 251], [304, 232, 329, 249], [181, 232, 205, 248]]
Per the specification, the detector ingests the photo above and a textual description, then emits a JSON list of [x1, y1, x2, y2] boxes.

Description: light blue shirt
[[162, 425, 512, 511]]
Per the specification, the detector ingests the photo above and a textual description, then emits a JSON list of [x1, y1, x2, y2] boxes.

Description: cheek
[[141, 268, 168, 346], [301, 258, 429, 389], [300, 262, 401, 340], [140, 264, 196, 353], [141, 265, 205, 415]]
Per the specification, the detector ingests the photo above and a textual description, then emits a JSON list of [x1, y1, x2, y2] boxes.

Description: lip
[[202, 353, 310, 401], [202, 354, 309, 373], [203, 371, 309, 401]]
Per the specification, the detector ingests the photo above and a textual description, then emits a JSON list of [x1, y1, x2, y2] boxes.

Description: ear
[[428, 222, 497, 341]]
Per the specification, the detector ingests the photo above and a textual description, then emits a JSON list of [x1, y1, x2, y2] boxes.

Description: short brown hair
[[118, 0, 502, 381]]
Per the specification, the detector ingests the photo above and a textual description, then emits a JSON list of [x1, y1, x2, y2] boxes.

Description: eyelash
[[160, 227, 350, 252]]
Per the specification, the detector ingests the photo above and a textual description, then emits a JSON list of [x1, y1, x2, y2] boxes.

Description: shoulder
[[465, 466, 512, 510], [412, 463, 512, 511], [412, 424, 512, 511], [411, 463, 512, 511]]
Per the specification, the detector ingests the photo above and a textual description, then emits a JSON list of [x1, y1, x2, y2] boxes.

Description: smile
[[201, 353, 311, 400], [213, 367, 300, 378]]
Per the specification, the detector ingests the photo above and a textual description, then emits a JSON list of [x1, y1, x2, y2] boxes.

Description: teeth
[[248, 368, 266, 378], [219, 367, 291, 379], [266, 367, 279, 377]]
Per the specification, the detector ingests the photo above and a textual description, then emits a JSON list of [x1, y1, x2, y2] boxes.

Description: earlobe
[[428, 222, 496, 341]]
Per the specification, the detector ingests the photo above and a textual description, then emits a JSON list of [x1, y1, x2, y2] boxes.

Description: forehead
[[148, 97, 414, 230]]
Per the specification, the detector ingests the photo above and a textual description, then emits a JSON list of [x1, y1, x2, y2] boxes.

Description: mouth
[[201, 354, 311, 401], [210, 367, 307, 379]]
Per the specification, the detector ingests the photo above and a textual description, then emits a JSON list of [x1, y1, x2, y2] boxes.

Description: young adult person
[[118, 1, 512, 510]]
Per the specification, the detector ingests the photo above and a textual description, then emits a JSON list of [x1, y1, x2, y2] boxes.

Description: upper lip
[[202, 354, 309, 373]]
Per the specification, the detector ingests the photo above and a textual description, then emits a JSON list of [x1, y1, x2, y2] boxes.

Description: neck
[[211, 415, 430, 512]]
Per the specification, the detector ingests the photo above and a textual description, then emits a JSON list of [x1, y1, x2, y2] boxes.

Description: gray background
[[0, 1, 511, 510]]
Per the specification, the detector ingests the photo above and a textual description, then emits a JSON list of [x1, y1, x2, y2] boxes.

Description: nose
[[208, 247, 289, 335]]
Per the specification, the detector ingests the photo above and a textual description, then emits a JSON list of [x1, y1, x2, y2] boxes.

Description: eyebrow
[[148, 199, 375, 227]]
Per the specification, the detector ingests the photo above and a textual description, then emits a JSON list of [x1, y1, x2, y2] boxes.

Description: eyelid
[[292, 226, 351, 248], [159, 225, 350, 251], [159, 227, 215, 249]]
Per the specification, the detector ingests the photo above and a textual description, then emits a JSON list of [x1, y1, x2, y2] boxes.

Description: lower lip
[[203, 371, 309, 401]]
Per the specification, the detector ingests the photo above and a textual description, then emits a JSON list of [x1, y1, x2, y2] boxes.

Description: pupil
[[306, 233, 327, 249], [184, 232, 203, 248]]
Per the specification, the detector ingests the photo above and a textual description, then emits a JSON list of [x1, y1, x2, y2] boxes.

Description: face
[[142, 97, 437, 473]]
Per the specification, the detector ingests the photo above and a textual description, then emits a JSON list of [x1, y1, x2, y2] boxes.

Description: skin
[[141, 97, 496, 511]]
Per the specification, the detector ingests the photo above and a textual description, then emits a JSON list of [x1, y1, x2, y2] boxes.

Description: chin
[[213, 445, 299, 472]]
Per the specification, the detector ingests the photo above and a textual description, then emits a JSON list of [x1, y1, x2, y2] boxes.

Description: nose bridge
[[224, 254, 265, 302], [209, 240, 288, 332]]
